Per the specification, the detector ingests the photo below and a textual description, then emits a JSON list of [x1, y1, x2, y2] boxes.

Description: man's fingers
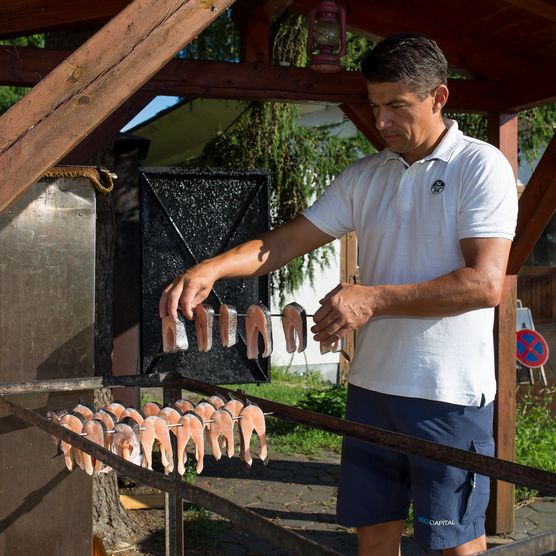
[[313, 322, 344, 343]]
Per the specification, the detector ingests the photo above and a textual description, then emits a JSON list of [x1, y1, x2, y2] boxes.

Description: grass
[[515, 386, 556, 502], [228, 368, 345, 456]]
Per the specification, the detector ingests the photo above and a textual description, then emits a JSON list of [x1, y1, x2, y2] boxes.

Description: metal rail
[[0, 396, 340, 556], [2, 372, 556, 494]]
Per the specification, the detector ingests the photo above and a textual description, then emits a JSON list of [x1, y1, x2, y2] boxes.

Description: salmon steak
[[59, 413, 85, 471], [173, 399, 195, 414], [93, 410, 116, 454], [142, 401, 162, 417], [224, 398, 244, 419], [245, 303, 272, 359], [218, 304, 238, 347], [104, 401, 126, 421], [281, 302, 307, 354], [81, 419, 107, 475], [176, 411, 205, 475], [238, 402, 268, 468], [72, 402, 95, 421], [206, 394, 226, 409], [209, 408, 235, 461], [140, 415, 173, 474], [194, 303, 215, 352], [112, 418, 143, 467], [119, 406, 144, 426], [162, 314, 189, 352], [194, 401, 216, 428]]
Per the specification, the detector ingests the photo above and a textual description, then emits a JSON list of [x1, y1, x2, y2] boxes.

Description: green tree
[[0, 35, 43, 114]]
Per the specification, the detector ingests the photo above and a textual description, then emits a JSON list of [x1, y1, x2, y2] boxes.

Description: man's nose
[[374, 109, 390, 130]]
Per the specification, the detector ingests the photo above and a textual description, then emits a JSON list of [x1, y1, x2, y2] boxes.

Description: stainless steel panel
[[0, 177, 95, 556]]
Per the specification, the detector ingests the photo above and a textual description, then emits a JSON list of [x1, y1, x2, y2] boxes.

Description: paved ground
[[118, 450, 556, 555]]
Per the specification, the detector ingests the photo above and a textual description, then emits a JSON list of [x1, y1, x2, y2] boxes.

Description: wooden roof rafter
[[289, 0, 539, 81], [0, 46, 502, 112], [0, 0, 238, 212]]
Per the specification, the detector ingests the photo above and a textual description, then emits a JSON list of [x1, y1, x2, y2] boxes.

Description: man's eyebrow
[[368, 98, 407, 106]]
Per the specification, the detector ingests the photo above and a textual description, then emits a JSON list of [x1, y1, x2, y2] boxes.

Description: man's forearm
[[373, 266, 503, 318]]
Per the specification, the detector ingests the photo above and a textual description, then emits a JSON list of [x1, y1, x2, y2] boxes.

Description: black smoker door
[[140, 167, 270, 384]]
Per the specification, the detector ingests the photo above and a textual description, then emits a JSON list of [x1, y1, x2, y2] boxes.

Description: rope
[[42, 165, 117, 194]]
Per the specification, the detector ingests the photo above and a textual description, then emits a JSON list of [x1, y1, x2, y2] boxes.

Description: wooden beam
[[339, 103, 385, 151], [487, 113, 518, 174], [61, 91, 154, 165], [499, 74, 556, 112], [487, 275, 517, 534], [508, 132, 556, 274], [0, 0, 237, 213], [290, 0, 538, 80], [0, 46, 502, 112], [0, 0, 132, 38], [504, 0, 556, 23], [486, 112, 518, 534]]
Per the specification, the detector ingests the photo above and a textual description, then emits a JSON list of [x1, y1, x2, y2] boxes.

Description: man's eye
[[391, 104, 406, 109]]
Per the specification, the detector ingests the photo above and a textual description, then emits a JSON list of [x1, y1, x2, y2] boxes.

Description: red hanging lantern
[[307, 0, 347, 73]]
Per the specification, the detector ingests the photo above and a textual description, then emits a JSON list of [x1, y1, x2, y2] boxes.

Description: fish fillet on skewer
[[209, 408, 235, 460], [158, 406, 183, 433], [72, 402, 95, 421], [119, 406, 144, 426], [140, 416, 174, 474], [173, 399, 195, 414], [81, 419, 107, 475], [224, 398, 244, 419], [238, 402, 268, 468], [142, 401, 162, 417], [194, 401, 216, 429], [162, 314, 189, 352], [206, 395, 226, 409], [194, 303, 215, 352], [281, 302, 307, 354], [112, 418, 143, 467], [104, 402, 126, 421], [93, 410, 116, 458], [218, 304, 238, 347], [176, 412, 205, 475], [59, 413, 85, 471], [245, 303, 273, 359]]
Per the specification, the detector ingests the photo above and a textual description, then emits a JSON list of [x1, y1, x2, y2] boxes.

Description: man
[[160, 33, 518, 556]]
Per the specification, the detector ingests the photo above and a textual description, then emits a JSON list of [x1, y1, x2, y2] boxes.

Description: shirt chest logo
[[431, 180, 446, 195], [430, 180, 445, 194]]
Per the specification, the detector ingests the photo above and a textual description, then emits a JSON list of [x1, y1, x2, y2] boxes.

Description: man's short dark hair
[[360, 33, 448, 100]]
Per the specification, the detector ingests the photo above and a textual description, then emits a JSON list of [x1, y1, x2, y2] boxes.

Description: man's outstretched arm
[[159, 215, 335, 321]]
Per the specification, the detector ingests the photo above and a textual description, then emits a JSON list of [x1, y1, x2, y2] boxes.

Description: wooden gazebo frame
[[1, 0, 555, 535]]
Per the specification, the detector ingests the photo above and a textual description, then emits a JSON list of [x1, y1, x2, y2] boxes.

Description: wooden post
[[0, 0, 237, 213], [486, 112, 518, 533], [339, 232, 358, 381], [163, 377, 184, 556]]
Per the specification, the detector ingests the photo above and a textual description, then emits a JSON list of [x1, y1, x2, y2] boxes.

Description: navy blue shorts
[[337, 385, 494, 551]]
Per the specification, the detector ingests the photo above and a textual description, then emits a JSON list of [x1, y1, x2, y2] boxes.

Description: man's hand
[[311, 283, 376, 345], [159, 261, 218, 322]]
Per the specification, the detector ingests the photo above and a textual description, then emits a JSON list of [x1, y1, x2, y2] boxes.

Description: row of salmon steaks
[[46, 395, 267, 476], [162, 301, 311, 358]]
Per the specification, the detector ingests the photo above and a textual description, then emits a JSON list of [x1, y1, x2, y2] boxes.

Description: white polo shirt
[[303, 120, 518, 406]]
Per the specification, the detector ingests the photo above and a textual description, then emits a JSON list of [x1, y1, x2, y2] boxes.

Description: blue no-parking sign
[[516, 328, 549, 368]]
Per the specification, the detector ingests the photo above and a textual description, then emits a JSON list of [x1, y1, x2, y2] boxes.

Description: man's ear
[[432, 85, 449, 113]]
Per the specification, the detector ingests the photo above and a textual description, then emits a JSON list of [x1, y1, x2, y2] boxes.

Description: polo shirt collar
[[378, 118, 462, 166]]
